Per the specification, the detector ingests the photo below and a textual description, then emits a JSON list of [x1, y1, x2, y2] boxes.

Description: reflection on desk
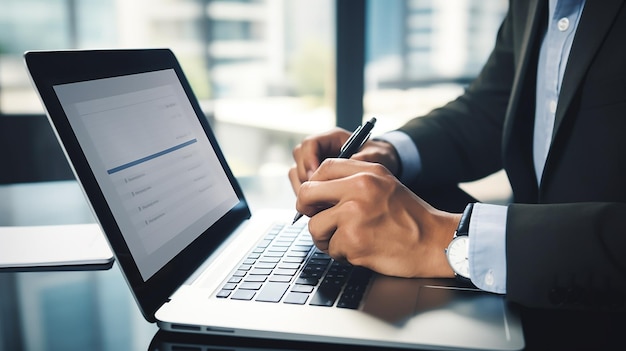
[[0, 181, 151, 350], [1, 263, 158, 351], [149, 330, 414, 351], [0, 177, 295, 351]]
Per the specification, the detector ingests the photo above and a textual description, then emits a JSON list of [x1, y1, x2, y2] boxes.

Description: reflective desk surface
[[1, 178, 624, 351], [0, 176, 303, 351]]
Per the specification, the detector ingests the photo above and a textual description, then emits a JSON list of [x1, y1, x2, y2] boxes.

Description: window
[[0, 0, 336, 179], [0, 0, 507, 181], [365, 0, 508, 131]]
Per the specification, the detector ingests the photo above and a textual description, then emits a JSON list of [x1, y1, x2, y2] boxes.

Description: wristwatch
[[445, 203, 474, 281]]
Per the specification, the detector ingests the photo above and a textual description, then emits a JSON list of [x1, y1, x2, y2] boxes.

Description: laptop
[[24, 49, 524, 350]]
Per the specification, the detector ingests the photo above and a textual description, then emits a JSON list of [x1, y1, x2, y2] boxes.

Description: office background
[[0, 1, 507, 350], [0, 0, 506, 179]]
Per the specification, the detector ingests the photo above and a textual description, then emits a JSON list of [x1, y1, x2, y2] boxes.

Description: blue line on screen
[[107, 139, 197, 174]]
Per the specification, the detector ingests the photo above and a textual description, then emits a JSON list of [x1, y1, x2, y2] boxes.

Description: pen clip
[[340, 124, 363, 153], [357, 132, 371, 149]]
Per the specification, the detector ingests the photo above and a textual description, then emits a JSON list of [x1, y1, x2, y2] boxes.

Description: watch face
[[446, 236, 470, 279]]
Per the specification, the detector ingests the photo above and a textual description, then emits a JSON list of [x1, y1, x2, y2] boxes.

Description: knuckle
[[367, 162, 390, 177], [287, 167, 297, 180], [292, 143, 302, 157], [341, 199, 365, 214], [319, 157, 336, 169], [343, 246, 368, 268], [352, 172, 378, 192]]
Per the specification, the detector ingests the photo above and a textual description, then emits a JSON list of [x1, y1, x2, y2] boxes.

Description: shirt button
[[484, 270, 495, 286], [549, 100, 557, 114], [558, 17, 570, 31]]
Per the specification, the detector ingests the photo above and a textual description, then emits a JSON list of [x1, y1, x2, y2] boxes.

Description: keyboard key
[[301, 272, 324, 280], [255, 262, 277, 269], [264, 252, 284, 257], [309, 286, 341, 307], [302, 268, 324, 276], [239, 282, 263, 290], [287, 251, 308, 258], [272, 242, 292, 247], [295, 277, 319, 286], [291, 285, 314, 293], [274, 268, 297, 276], [250, 268, 273, 275], [308, 258, 331, 266], [312, 252, 331, 259], [291, 245, 313, 252], [278, 262, 300, 270], [309, 278, 343, 306], [283, 257, 305, 264], [216, 290, 231, 298], [244, 275, 267, 282], [284, 292, 309, 305], [257, 239, 272, 248], [336, 291, 362, 309], [231, 289, 256, 300], [269, 275, 292, 283], [256, 282, 289, 303], [221, 283, 237, 290]]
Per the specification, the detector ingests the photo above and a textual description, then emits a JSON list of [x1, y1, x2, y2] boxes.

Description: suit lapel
[[517, 0, 543, 75], [503, 0, 543, 146], [552, 0, 624, 139], [503, 0, 547, 149], [503, 0, 545, 200]]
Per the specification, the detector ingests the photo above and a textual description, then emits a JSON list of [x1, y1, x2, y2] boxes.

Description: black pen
[[292, 117, 377, 224]]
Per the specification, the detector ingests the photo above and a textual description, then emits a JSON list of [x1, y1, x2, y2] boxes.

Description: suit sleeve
[[506, 203, 626, 310]]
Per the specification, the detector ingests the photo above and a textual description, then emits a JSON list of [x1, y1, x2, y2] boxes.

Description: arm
[[506, 203, 626, 310]]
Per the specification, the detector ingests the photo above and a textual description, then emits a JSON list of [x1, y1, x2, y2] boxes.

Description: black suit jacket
[[398, 0, 626, 311]]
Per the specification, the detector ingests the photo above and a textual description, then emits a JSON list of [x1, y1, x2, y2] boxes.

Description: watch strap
[[456, 203, 474, 237]]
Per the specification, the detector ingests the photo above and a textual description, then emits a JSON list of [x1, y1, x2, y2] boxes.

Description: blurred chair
[[0, 114, 74, 184]]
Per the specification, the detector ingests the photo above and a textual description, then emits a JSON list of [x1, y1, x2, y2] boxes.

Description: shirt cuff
[[374, 131, 421, 184], [468, 203, 507, 294]]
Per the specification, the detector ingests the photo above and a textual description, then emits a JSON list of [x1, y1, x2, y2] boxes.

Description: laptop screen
[[25, 49, 252, 321], [53, 69, 239, 281]]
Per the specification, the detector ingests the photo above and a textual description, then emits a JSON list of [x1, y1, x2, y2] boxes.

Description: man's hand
[[295, 158, 461, 278], [288, 128, 400, 194]]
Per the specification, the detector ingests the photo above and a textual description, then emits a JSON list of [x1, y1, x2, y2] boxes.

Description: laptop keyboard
[[216, 222, 373, 309]]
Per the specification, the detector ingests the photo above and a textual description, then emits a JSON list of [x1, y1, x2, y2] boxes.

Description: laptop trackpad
[[361, 275, 502, 327]]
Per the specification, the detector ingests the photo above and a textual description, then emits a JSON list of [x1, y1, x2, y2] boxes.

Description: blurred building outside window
[[0, 0, 508, 197]]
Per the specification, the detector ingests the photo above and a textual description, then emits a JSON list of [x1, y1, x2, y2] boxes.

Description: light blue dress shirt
[[378, 0, 586, 293]]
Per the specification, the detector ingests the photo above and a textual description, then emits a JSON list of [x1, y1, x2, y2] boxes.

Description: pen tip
[[292, 213, 303, 225]]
